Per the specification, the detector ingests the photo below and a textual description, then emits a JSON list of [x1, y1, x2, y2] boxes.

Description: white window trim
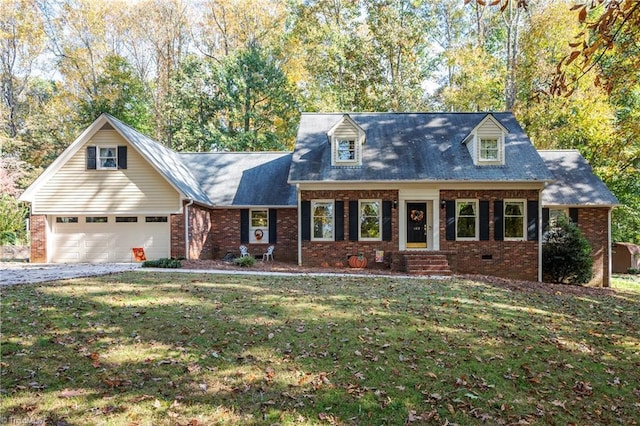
[[504, 199, 526, 241], [335, 138, 357, 163], [359, 199, 382, 241], [311, 199, 335, 242], [478, 136, 504, 164], [456, 199, 479, 241], [250, 209, 269, 244], [97, 146, 118, 170]]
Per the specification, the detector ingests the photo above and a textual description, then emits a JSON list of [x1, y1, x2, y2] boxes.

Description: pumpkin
[[348, 254, 367, 269]]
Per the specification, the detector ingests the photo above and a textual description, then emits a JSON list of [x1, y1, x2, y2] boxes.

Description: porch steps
[[403, 253, 452, 276]]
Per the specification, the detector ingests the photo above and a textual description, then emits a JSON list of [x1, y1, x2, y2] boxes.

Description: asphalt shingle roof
[[289, 112, 555, 183], [539, 150, 619, 206], [179, 152, 297, 207]]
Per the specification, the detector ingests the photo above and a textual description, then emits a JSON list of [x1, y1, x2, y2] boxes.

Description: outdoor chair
[[239, 245, 250, 257], [262, 245, 274, 261]]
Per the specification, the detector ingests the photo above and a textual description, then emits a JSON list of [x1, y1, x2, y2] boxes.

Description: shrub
[[233, 255, 256, 267], [142, 258, 182, 268], [627, 268, 639, 275], [542, 215, 593, 284]]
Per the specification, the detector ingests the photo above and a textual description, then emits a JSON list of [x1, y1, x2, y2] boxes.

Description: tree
[[542, 214, 594, 285], [0, 155, 29, 244]]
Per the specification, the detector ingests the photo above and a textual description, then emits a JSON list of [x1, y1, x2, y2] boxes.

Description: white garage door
[[49, 215, 170, 263]]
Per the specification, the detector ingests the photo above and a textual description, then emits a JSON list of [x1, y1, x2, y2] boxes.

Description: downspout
[[184, 199, 194, 260], [538, 189, 543, 282], [297, 184, 302, 266]]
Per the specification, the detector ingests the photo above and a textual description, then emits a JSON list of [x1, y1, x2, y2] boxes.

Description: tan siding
[[477, 120, 502, 137], [34, 130, 182, 214]]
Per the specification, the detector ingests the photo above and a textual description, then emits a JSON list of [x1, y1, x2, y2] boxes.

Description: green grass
[[1, 272, 639, 425]]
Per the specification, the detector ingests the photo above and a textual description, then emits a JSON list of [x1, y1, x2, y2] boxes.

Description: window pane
[[86, 217, 108, 223], [337, 139, 355, 160], [56, 217, 78, 223], [457, 217, 476, 237], [312, 201, 333, 240], [116, 217, 138, 223], [251, 210, 268, 227], [146, 216, 168, 222], [458, 202, 475, 216], [504, 201, 524, 238], [360, 201, 380, 239], [505, 203, 523, 216], [99, 147, 117, 168], [480, 139, 499, 160]]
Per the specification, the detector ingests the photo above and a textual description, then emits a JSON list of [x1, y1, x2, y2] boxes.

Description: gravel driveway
[[0, 262, 141, 286]]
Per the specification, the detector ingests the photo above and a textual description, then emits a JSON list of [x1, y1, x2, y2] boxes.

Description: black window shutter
[[527, 200, 539, 241], [382, 201, 392, 241], [240, 209, 249, 244], [569, 208, 579, 224], [494, 200, 504, 241], [117, 146, 127, 169], [268, 209, 277, 243], [542, 208, 550, 232], [479, 200, 490, 241], [301, 201, 311, 241], [87, 146, 96, 169], [335, 201, 344, 241], [349, 200, 358, 241], [445, 200, 456, 241]]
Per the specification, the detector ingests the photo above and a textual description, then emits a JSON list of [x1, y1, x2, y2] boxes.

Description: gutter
[[297, 184, 302, 266], [538, 188, 543, 282], [184, 199, 194, 260]]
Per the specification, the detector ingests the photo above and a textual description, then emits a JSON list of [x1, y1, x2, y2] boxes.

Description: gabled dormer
[[327, 114, 366, 166], [462, 114, 509, 166]]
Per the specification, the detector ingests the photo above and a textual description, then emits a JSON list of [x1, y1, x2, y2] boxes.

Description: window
[[86, 216, 108, 223], [337, 139, 356, 162], [549, 208, 567, 227], [504, 200, 525, 239], [98, 147, 117, 169], [456, 200, 478, 240], [116, 217, 138, 223], [359, 200, 381, 240], [56, 217, 78, 223], [479, 138, 500, 161], [250, 209, 268, 243], [312, 200, 334, 241], [145, 216, 168, 223]]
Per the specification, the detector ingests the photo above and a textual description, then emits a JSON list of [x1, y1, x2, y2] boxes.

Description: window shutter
[[479, 201, 490, 241], [569, 208, 579, 224], [445, 200, 455, 241], [494, 200, 504, 241], [268, 209, 277, 243], [542, 208, 550, 232], [301, 201, 310, 241], [349, 200, 358, 241], [382, 201, 392, 241], [117, 146, 127, 169], [240, 209, 249, 244], [527, 200, 539, 241], [335, 201, 344, 241], [86, 146, 96, 170]]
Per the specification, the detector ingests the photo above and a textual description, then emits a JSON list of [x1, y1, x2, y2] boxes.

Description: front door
[[406, 202, 427, 248]]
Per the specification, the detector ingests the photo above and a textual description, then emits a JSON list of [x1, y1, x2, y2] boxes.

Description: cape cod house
[[19, 112, 619, 286]]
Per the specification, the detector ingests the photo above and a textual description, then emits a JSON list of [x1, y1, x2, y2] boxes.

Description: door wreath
[[254, 229, 264, 240], [410, 210, 424, 222]]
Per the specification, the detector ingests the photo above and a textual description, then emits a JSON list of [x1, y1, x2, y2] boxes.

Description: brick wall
[[575, 207, 611, 287], [301, 190, 399, 270], [440, 189, 540, 281], [170, 213, 185, 259], [30, 215, 47, 263], [210, 208, 298, 262]]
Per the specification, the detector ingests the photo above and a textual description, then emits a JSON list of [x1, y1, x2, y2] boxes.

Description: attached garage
[[48, 215, 170, 263]]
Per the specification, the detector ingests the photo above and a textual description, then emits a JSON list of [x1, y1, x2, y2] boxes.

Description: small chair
[[239, 245, 250, 257], [262, 245, 274, 261]]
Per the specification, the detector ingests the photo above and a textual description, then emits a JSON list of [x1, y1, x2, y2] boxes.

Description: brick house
[[20, 112, 619, 285]]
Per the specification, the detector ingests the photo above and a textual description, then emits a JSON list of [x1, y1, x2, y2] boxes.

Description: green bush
[[142, 258, 182, 268], [627, 268, 640, 275], [542, 215, 593, 285], [233, 255, 256, 267]]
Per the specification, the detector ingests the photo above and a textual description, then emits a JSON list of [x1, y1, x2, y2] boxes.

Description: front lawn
[[1, 272, 639, 425]]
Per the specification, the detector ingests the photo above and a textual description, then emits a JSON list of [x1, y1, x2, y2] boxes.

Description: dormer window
[[327, 114, 365, 166], [99, 147, 118, 169], [337, 139, 356, 161], [463, 114, 508, 166], [479, 138, 501, 162]]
